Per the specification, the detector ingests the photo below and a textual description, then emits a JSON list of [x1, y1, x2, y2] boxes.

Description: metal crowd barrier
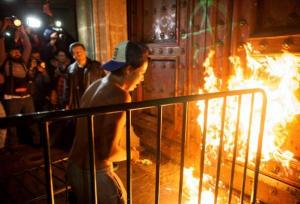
[[0, 88, 267, 204]]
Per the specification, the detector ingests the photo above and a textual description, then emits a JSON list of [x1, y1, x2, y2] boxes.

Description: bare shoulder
[[105, 85, 131, 104], [80, 76, 131, 107], [80, 78, 103, 107], [93, 81, 131, 105]]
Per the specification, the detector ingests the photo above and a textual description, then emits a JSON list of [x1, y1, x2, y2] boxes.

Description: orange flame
[[183, 44, 300, 203], [198, 43, 300, 166]]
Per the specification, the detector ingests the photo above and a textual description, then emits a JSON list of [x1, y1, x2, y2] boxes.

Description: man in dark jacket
[[67, 42, 106, 109], [55, 43, 105, 150]]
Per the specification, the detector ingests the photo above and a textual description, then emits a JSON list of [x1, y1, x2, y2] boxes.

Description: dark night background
[[0, 0, 77, 40]]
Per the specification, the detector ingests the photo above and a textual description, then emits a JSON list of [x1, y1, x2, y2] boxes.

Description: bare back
[[68, 74, 131, 170]]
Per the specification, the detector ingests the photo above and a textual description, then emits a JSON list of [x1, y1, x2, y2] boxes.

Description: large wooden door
[[127, 0, 191, 150], [127, 0, 237, 161]]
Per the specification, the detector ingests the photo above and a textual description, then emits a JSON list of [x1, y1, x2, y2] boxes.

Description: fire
[[183, 167, 240, 203], [197, 44, 300, 165], [182, 44, 300, 203], [183, 167, 215, 204]]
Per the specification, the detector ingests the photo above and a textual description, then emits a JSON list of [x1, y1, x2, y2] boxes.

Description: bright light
[[5, 32, 11, 37], [26, 16, 42, 28], [13, 19, 21, 27], [54, 20, 62, 28], [197, 44, 300, 168]]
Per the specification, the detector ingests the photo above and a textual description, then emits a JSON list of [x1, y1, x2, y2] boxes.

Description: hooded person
[[66, 40, 149, 204]]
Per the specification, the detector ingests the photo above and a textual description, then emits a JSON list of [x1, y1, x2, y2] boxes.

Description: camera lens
[[13, 19, 22, 27]]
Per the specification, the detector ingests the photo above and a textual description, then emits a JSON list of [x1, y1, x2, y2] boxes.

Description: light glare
[[54, 20, 62, 28], [26, 16, 42, 28]]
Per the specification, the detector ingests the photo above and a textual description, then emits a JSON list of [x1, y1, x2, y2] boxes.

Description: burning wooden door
[[128, 0, 300, 203], [128, 0, 191, 152]]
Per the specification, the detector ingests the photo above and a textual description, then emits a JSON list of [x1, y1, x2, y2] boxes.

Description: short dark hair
[[126, 41, 149, 68], [111, 41, 149, 76], [54, 49, 67, 57], [69, 42, 86, 54]]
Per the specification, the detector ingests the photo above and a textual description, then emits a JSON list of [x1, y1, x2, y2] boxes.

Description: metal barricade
[[0, 88, 267, 204]]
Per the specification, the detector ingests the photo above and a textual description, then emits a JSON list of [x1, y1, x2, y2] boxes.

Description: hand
[[0, 19, 10, 32], [131, 147, 140, 163], [17, 25, 26, 34]]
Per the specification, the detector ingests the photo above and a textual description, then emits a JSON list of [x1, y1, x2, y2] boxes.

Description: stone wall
[[76, 0, 128, 62]]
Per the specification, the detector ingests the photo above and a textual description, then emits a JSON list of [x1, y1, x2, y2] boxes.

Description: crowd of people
[[0, 18, 105, 150], [0, 15, 150, 203]]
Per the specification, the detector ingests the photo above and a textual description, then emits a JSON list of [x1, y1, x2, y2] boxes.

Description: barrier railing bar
[[228, 95, 242, 204], [0, 89, 266, 128], [251, 93, 267, 204], [178, 102, 188, 204], [155, 105, 163, 204], [214, 96, 227, 204], [41, 121, 54, 204], [126, 110, 132, 204], [198, 99, 209, 204], [88, 115, 98, 204], [240, 94, 255, 203]]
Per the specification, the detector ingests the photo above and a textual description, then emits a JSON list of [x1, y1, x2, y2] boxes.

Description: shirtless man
[[67, 41, 149, 203]]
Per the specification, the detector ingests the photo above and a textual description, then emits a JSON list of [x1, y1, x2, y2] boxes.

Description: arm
[[0, 37, 5, 66], [110, 94, 140, 162], [0, 20, 9, 66], [18, 25, 32, 65]]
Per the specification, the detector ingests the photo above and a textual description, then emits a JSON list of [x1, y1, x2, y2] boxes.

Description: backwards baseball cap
[[102, 40, 149, 72]]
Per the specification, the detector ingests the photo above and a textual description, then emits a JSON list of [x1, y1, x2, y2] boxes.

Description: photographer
[[0, 18, 40, 149], [30, 60, 51, 112], [42, 27, 74, 69]]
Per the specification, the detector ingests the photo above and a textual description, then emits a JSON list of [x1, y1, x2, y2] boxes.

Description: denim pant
[[66, 162, 127, 204], [3, 96, 40, 146]]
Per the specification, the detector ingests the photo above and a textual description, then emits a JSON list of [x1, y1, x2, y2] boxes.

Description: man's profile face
[[126, 60, 148, 92], [9, 49, 22, 60], [72, 46, 87, 64]]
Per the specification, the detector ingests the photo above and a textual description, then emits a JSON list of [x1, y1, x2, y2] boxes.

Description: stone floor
[[0, 145, 69, 204], [0, 144, 188, 204], [0, 144, 243, 204]]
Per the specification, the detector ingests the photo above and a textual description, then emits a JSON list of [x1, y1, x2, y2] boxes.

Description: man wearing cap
[[67, 41, 149, 203], [0, 19, 40, 148], [67, 42, 106, 109]]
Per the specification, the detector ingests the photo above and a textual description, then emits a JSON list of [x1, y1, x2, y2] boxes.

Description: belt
[[4, 94, 30, 100]]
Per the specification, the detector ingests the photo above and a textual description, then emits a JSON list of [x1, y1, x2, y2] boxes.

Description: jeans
[[3, 96, 40, 146], [66, 162, 127, 204]]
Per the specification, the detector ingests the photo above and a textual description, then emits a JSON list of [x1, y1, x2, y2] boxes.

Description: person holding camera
[[0, 18, 40, 149], [30, 60, 51, 112]]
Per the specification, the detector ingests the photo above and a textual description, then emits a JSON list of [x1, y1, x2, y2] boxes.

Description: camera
[[36, 60, 46, 69], [5, 16, 22, 28]]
